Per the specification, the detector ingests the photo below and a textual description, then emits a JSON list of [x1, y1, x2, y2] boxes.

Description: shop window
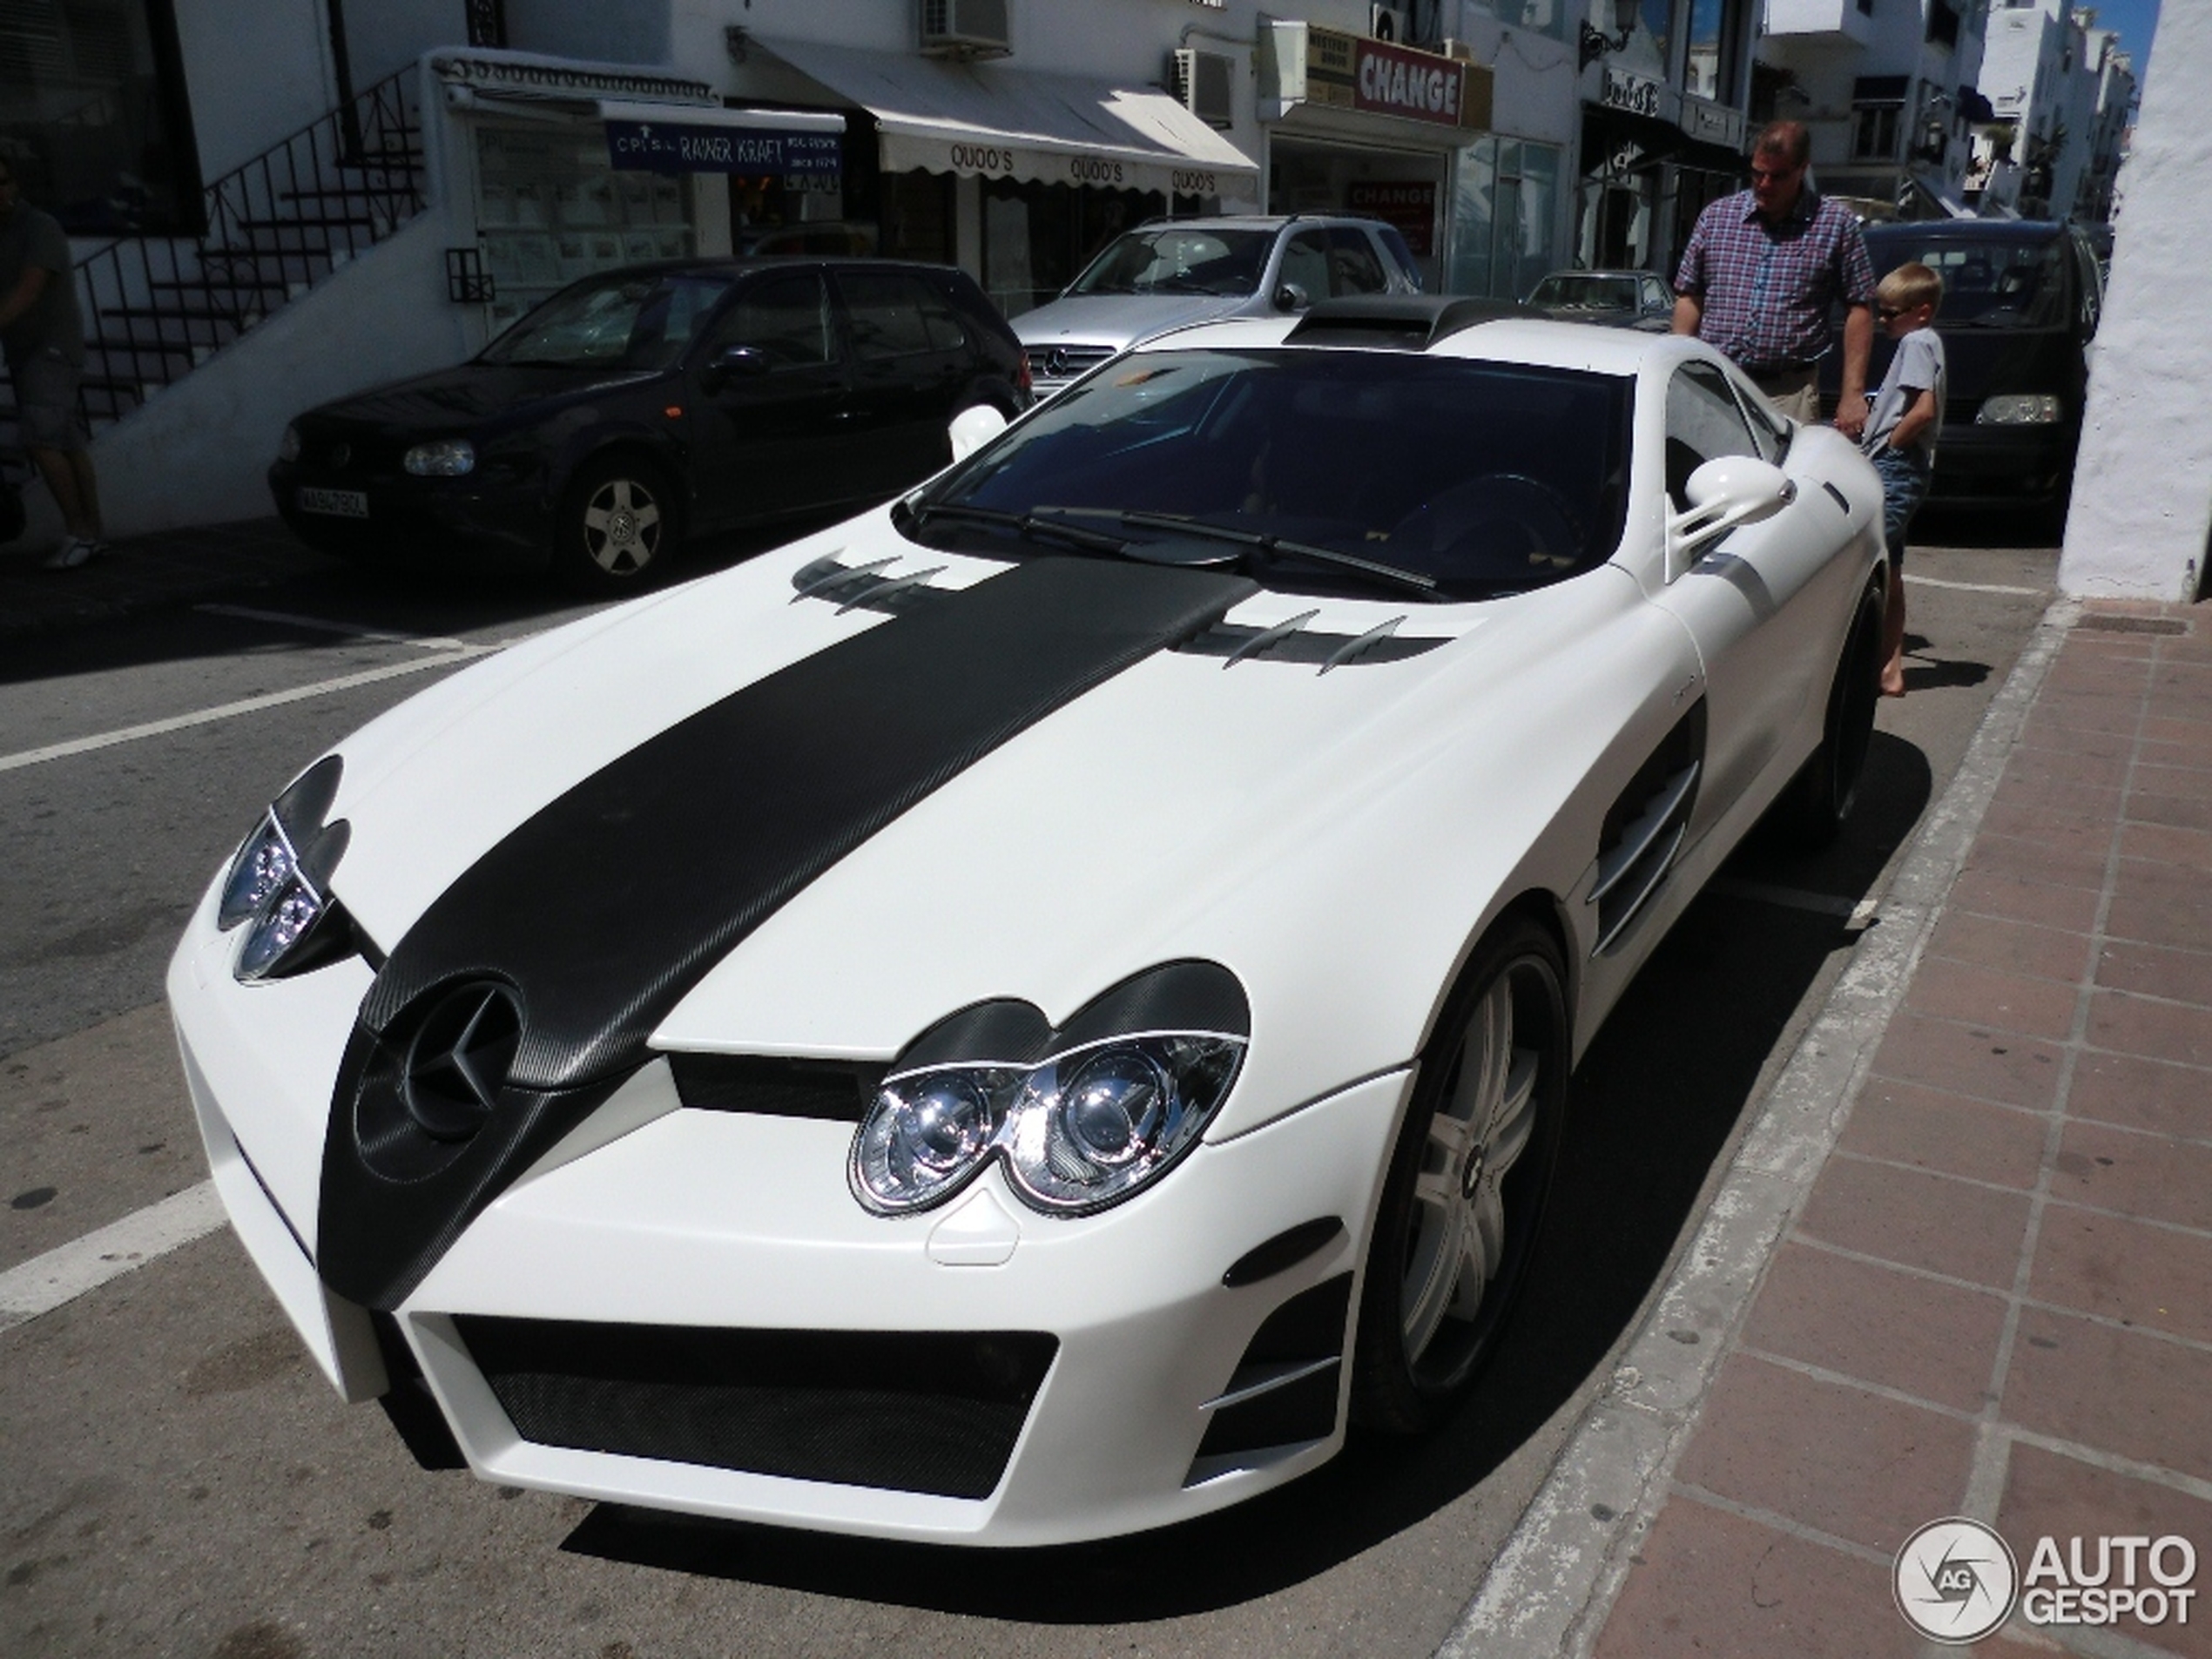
[[883, 170, 955, 265], [1685, 0, 1749, 105], [1926, 0, 1961, 49], [1460, 0, 1568, 43], [1851, 105, 1900, 161], [0, 0, 201, 234], [478, 125, 692, 330], [981, 175, 1158, 318], [1449, 138, 1560, 300]]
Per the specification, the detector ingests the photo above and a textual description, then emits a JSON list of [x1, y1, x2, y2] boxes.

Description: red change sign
[[1352, 38, 1466, 127], [1347, 181, 1436, 256]]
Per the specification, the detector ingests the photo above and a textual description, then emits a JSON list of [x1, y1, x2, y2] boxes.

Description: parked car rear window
[[1069, 228, 1275, 297], [916, 348, 1632, 601], [481, 272, 735, 369], [1531, 274, 1638, 310], [1866, 235, 2071, 329]]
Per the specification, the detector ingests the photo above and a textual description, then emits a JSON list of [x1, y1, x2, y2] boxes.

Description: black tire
[[1779, 577, 1885, 847], [555, 454, 679, 593], [1352, 914, 1571, 1434]]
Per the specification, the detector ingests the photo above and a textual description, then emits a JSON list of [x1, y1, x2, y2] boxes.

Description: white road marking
[[195, 603, 470, 651], [1905, 572, 2048, 597], [0, 644, 500, 774], [1706, 876, 1878, 926], [0, 1181, 226, 1333]]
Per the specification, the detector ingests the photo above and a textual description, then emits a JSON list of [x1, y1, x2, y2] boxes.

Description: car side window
[[1665, 361, 1763, 509], [1642, 277, 1670, 314], [706, 273, 834, 368], [1278, 231, 1330, 304], [838, 272, 948, 362], [1328, 227, 1390, 296]]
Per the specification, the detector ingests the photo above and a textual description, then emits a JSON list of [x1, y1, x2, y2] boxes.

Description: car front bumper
[[268, 459, 556, 570], [1929, 421, 2079, 508], [169, 886, 1407, 1547]]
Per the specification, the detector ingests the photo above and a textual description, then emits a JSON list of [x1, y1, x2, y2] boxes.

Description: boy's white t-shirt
[[1862, 326, 1946, 462]]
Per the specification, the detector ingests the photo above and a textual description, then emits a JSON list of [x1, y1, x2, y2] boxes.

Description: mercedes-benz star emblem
[[1045, 348, 1069, 379], [402, 982, 523, 1143]]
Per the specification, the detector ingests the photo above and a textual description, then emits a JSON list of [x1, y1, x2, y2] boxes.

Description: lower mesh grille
[[454, 1317, 1056, 1500]]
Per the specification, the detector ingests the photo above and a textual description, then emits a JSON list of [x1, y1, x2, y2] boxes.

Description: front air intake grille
[[454, 1317, 1057, 1500]]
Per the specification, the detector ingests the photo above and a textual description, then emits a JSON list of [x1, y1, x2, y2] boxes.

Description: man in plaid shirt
[[1672, 120, 1874, 437]]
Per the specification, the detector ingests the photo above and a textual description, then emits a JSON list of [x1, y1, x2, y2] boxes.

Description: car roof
[[1124, 214, 1392, 233], [1132, 297, 1679, 377], [1864, 219, 2074, 246]]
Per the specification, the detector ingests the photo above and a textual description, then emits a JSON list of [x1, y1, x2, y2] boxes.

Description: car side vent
[[668, 1053, 886, 1122], [1177, 612, 1448, 671], [790, 553, 952, 615], [1286, 295, 1537, 350], [1186, 1271, 1352, 1484], [1172, 48, 1236, 128], [1590, 700, 1707, 954]]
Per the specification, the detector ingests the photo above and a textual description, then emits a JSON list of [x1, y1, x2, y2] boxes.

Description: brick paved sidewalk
[[1591, 602, 2212, 1658]]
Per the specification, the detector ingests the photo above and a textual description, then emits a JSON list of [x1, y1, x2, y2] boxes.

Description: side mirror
[[1273, 281, 1310, 314], [1664, 455, 1797, 581], [703, 343, 772, 390]]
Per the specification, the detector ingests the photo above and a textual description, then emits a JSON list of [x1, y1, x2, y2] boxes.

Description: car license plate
[[298, 487, 369, 519]]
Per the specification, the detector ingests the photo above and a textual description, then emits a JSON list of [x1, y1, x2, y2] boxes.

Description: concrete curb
[[1436, 596, 2084, 1658]]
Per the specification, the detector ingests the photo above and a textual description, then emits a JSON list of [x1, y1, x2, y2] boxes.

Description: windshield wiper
[[909, 501, 1133, 556], [1113, 511, 1437, 595]]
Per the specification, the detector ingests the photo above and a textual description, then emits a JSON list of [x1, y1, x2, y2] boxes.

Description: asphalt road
[[0, 517, 2060, 1658]]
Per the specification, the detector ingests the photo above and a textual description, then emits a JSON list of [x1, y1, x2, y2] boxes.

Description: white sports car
[[169, 298, 1885, 1548]]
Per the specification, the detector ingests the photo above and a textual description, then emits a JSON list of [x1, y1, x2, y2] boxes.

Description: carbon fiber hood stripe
[[318, 554, 1256, 1309]]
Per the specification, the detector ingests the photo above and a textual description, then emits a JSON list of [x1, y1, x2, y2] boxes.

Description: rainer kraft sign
[[605, 121, 842, 177]]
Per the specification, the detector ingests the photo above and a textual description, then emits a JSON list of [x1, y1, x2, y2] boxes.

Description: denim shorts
[[11, 347, 87, 452], [1871, 444, 1931, 568]]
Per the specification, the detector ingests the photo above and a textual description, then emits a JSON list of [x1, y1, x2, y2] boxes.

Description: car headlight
[[278, 422, 302, 463], [851, 962, 1250, 1217], [402, 438, 476, 476], [216, 755, 351, 982], [1977, 394, 2062, 425]]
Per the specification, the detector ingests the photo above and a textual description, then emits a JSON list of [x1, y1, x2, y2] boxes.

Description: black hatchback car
[[1823, 219, 2102, 510], [272, 260, 1031, 590]]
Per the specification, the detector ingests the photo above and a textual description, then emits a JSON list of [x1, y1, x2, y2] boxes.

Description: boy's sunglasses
[[1878, 305, 1909, 320]]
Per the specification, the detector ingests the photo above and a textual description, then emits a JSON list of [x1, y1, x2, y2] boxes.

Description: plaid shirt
[[1674, 188, 1875, 374]]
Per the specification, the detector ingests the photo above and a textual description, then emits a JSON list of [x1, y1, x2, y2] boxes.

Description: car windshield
[[907, 349, 1632, 603], [1531, 275, 1637, 310], [479, 272, 736, 368], [1871, 236, 2070, 329], [1067, 228, 1275, 297]]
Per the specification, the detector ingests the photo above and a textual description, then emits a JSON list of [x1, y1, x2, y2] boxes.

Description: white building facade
[[1966, 1, 2132, 219], [1757, 0, 1990, 216]]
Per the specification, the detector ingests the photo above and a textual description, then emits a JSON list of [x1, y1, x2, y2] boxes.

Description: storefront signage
[[1302, 27, 1481, 130], [605, 121, 842, 177], [1678, 94, 1743, 151], [1347, 180, 1436, 256], [1601, 67, 1664, 120], [880, 128, 1254, 200]]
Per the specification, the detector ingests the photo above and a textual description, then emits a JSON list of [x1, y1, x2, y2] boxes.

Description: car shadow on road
[[560, 732, 1935, 1620]]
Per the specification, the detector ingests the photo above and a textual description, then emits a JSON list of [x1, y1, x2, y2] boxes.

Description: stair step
[[103, 303, 254, 322], [238, 214, 375, 231]]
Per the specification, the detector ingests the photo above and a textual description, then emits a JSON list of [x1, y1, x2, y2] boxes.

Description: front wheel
[[1352, 916, 1570, 1434], [555, 455, 678, 593], [1779, 576, 1885, 847]]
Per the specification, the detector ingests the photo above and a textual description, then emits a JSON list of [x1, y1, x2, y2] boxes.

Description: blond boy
[[1861, 262, 1946, 697]]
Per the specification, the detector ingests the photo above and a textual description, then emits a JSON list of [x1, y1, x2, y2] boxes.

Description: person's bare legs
[[30, 442, 100, 541], [1879, 566, 1907, 697]]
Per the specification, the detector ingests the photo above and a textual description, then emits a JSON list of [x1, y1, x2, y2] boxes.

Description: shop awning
[[757, 38, 1258, 200]]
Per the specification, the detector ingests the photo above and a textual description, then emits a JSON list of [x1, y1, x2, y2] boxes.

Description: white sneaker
[[42, 536, 97, 570]]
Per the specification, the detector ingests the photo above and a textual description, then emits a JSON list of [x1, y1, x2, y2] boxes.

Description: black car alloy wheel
[[1353, 914, 1570, 1433], [560, 455, 676, 590]]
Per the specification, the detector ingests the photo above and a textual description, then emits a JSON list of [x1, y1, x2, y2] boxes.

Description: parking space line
[[0, 1181, 225, 1333], [1905, 572, 2049, 597], [194, 603, 471, 651], [0, 644, 501, 774]]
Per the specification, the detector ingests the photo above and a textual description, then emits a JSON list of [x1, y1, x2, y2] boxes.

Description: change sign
[[606, 121, 842, 177]]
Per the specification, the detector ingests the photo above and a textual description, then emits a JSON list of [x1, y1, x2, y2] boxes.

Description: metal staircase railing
[[2, 66, 427, 492]]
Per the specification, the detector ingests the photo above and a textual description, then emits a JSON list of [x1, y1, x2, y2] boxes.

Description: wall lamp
[[1581, 0, 1639, 71]]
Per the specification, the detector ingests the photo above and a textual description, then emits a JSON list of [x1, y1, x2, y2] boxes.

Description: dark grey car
[[1014, 215, 1424, 398], [1525, 269, 1675, 331]]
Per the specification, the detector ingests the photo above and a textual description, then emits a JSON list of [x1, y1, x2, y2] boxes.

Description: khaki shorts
[[12, 348, 88, 453], [1747, 363, 1819, 424]]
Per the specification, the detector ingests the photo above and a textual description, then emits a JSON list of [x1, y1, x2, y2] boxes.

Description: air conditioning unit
[[1370, 3, 1408, 42], [1173, 48, 1236, 129], [920, 0, 1011, 59]]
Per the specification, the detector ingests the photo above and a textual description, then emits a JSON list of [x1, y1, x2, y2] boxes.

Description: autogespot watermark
[[1894, 1516, 2200, 1644]]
